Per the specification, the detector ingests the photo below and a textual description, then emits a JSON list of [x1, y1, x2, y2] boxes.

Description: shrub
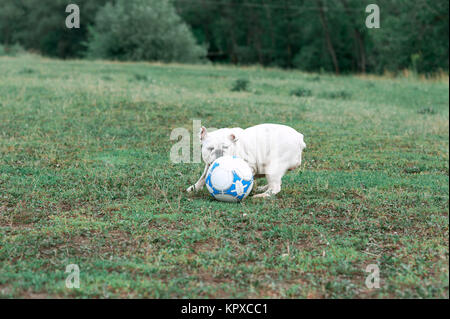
[[417, 107, 436, 115], [86, 0, 206, 63], [290, 88, 312, 97], [231, 79, 249, 92], [0, 43, 25, 56], [319, 90, 352, 100], [307, 76, 321, 82], [132, 74, 150, 82]]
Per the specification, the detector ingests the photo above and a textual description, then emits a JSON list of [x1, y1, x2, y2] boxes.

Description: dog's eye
[[207, 147, 214, 151], [223, 146, 228, 149]]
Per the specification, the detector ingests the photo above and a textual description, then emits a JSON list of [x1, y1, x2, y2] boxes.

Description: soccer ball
[[205, 156, 254, 202]]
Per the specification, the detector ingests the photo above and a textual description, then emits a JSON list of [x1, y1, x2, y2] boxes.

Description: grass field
[[0, 54, 448, 298]]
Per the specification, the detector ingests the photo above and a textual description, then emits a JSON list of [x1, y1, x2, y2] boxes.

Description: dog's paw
[[186, 185, 195, 193], [252, 192, 271, 198], [255, 185, 269, 193]]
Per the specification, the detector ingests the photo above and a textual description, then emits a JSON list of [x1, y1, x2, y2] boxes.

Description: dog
[[186, 123, 306, 197]]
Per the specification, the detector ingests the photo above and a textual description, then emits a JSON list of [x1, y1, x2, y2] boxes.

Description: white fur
[[187, 123, 306, 197]]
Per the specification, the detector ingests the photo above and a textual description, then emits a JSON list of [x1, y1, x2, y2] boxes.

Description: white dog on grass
[[187, 123, 306, 197]]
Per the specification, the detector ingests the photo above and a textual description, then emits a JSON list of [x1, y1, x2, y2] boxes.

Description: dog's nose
[[214, 149, 223, 158]]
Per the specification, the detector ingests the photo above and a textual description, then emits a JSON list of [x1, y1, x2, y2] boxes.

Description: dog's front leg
[[186, 164, 209, 192]]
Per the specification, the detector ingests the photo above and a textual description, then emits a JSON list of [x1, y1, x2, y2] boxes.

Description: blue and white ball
[[205, 156, 254, 202]]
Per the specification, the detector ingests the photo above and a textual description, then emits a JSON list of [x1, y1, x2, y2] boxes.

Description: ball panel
[[213, 193, 239, 203], [210, 167, 234, 191], [233, 166, 253, 181], [205, 182, 214, 195]]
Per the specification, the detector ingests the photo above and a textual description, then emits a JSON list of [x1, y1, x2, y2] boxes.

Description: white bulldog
[[186, 123, 306, 197]]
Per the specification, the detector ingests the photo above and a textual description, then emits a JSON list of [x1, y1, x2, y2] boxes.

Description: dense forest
[[0, 0, 448, 74]]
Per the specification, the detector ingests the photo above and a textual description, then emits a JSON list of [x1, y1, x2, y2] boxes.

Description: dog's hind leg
[[253, 171, 283, 198], [255, 184, 269, 193]]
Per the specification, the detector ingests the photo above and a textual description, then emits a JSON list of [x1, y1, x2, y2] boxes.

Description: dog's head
[[199, 126, 240, 165]]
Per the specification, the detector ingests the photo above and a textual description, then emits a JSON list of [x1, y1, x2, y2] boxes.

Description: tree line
[[0, 0, 448, 74]]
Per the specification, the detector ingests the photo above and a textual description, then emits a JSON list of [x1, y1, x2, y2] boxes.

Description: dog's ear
[[229, 131, 239, 143], [199, 126, 207, 141]]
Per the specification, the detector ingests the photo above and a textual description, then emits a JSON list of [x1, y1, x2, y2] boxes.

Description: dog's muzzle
[[214, 149, 223, 158]]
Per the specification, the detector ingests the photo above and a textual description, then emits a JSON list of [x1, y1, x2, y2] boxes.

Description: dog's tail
[[298, 134, 306, 170], [299, 133, 306, 151], [288, 133, 306, 172]]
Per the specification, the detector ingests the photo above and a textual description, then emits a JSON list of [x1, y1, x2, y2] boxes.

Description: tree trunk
[[316, 0, 340, 74], [339, 0, 366, 73], [262, 0, 276, 64], [354, 29, 366, 73], [283, 0, 293, 67], [223, 2, 238, 64]]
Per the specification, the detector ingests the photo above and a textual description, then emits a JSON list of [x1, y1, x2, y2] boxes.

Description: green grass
[[0, 54, 448, 298]]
